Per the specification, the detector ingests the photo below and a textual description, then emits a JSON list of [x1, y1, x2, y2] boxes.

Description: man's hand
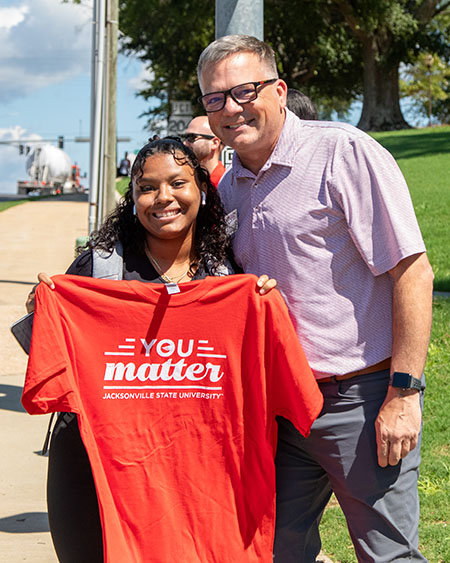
[[25, 272, 55, 313], [375, 252, 433, 467], [375, 386, 422, 467], [256, 274, 277, 295]]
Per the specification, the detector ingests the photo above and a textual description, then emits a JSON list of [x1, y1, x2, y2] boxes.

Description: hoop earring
[[201, 192, 206, 206], [133, 204, 137, 216]]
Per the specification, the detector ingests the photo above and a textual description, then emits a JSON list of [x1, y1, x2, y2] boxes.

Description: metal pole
[[215, 0, 264, 40], [88, 0, 106, 233], [103, 0, 119, 220], [88, 0, 99, 233]]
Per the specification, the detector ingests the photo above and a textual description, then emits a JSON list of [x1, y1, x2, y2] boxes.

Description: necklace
[[145, 247, 192, 284]]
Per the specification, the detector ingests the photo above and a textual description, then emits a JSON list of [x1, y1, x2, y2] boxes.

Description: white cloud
[[127, 65, 155, 92], [0, 5, 29, 30], [0, 126, 43, 193], [0, 0, 92, 103]]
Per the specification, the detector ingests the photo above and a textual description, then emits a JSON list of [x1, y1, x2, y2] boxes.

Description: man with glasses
[[182, 116, 225, 187], [197, 34, 433, 562]]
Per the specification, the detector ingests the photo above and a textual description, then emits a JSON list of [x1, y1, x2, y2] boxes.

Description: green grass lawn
[[373, 126, 450, 291], [116, 176, 130, 196], [0, 199, 28, 212]]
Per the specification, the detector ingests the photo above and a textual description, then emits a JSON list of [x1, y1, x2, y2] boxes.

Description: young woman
[[27, 137, 275, 562]]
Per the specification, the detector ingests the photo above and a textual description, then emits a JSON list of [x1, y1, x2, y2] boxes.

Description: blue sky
[[0, 0, 153, 194]]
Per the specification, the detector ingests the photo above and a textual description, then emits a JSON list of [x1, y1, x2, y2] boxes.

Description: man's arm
[[375, 252, 434, 467]]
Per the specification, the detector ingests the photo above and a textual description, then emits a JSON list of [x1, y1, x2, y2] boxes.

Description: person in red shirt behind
[[183, 116, 226, 187]]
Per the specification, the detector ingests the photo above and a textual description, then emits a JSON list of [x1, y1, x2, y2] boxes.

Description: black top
[[66, 250, 214, 282]]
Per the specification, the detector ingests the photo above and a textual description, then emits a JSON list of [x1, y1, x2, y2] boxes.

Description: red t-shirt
[[210, 161, 226, 188], [23, 274, 323, 563]]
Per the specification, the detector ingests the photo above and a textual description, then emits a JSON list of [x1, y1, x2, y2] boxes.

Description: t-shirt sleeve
[[332, 135, 426, 275], [22, 282, 78, 415], [264, 291, 323, 437]]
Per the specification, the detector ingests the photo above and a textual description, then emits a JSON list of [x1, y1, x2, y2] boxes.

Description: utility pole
[[215, 0, 264, 39], [103, 0, 118, 219], [89, 0, 106, 234]]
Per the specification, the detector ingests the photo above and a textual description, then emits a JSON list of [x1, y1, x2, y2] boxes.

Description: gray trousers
[[273, 369, 427, 562]]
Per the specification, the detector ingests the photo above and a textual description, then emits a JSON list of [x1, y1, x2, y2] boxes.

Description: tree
[[264, 0, 362, 119], [116, 0, 450, 132], [325, 0, 450, 130], [400, 52, 450, 124], [119, 0, 215, 133]]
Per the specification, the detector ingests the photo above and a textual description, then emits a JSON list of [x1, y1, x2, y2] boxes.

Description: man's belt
[[317, 358, 391, 384]]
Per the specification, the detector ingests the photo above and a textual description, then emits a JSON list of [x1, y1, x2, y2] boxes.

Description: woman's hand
[[25, 272, 55, 313], [256, 274, 277, 295]]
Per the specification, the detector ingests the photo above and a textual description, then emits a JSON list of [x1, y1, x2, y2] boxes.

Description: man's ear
[[276, 79, 288, 109], [211, 136, 222, 152]]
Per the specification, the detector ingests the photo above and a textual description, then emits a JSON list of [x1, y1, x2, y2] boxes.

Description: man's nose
[[222, 93, 243, 114]]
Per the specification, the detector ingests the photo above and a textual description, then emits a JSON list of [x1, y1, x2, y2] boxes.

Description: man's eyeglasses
[[198, 79, 278, 113], [182, 133, 215, 143]]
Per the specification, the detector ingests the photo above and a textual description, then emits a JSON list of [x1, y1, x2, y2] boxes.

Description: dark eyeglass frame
[[182, 133, 215, 143], [198, 78, 278, 112]]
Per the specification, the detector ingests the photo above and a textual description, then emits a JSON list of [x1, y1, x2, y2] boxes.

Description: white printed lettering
[[140, 339, 157, 357], [104, 362, 136, 381], [156, 339, 175, 357]]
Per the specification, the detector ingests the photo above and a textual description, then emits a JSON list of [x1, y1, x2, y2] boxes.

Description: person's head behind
[[286, 89, 318, 121], [90, 137, 230, 274], [183, 116, 223, 166], [197, 35, 287, 175]]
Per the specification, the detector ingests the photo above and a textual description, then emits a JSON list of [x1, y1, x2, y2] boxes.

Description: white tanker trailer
[[17, 144, 81, 196]]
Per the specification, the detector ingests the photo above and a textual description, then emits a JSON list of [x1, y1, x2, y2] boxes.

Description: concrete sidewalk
[[0, 195, 88, 562]]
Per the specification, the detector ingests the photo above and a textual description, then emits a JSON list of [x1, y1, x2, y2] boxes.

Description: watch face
[[393, 372, 412, 388]]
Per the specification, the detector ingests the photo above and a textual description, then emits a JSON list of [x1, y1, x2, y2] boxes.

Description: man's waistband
[[317, 358, 391, 384]]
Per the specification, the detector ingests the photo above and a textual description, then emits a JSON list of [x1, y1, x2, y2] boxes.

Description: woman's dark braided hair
[[86, 136, 232, 275]]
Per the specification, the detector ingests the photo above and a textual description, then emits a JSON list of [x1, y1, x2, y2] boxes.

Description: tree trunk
[[357, 37, 411, 131]]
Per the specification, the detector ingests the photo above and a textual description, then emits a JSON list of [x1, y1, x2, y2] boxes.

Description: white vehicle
[[17, 144, 81, 196]]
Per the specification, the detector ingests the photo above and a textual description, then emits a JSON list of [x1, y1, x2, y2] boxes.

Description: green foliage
[[400, 53, 450, 123], [119, 0, 215, 133], [115, 0, 450, 131], [264, 1, 362, 102]]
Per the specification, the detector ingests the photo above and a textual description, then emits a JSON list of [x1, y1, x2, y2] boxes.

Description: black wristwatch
[[390, 372, 424, 391]]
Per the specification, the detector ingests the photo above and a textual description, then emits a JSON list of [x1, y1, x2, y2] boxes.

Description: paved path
[[0, 195, 88, 562]]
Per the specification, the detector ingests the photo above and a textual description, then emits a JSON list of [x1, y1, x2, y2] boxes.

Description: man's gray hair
[[197, 35, 278, 89]]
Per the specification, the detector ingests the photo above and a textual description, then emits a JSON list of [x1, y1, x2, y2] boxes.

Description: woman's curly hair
[[86, 136, 232, 275]]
